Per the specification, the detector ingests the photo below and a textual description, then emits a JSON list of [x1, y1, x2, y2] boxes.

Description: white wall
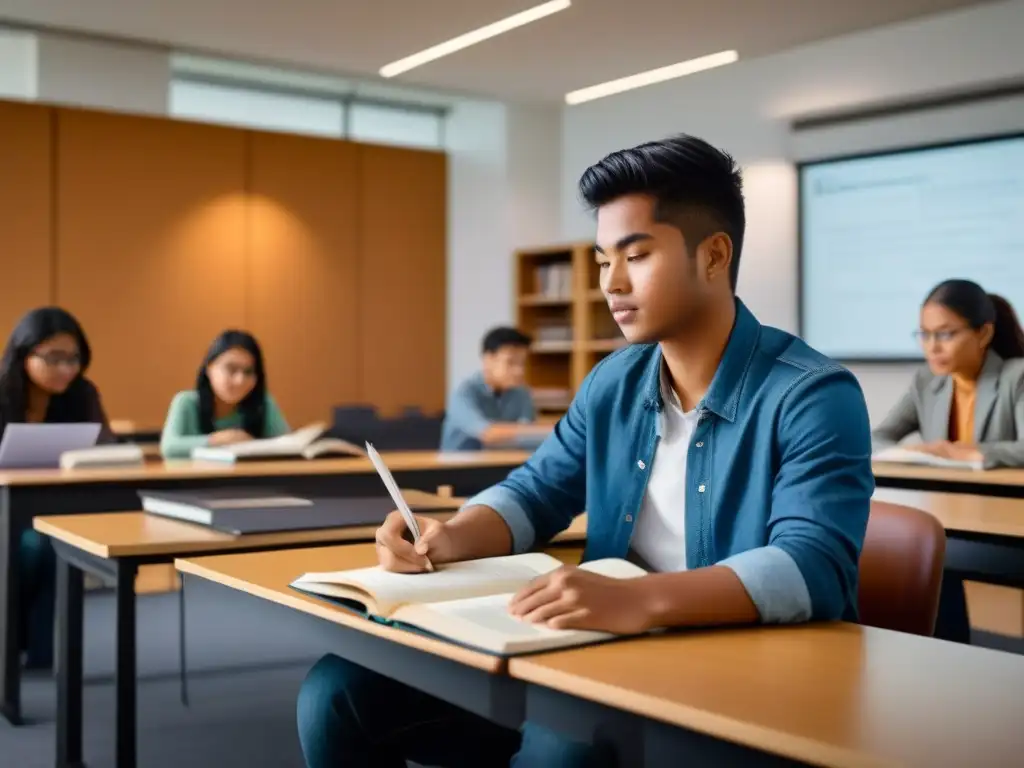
[[35, 33, 169, 115], [560, 0, 1024, 424], [445, 101, 562, 391], [0, 27, 37, 99]]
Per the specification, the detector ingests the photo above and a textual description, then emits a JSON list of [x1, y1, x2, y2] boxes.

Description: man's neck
[[481, 371, 503, 395], [659, 298, 737, 412]]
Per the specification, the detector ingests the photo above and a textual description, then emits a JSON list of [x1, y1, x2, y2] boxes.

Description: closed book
[[138, 490, 458, 535]]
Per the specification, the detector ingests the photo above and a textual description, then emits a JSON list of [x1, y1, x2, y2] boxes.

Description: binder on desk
[[138, 490, 459, 535]]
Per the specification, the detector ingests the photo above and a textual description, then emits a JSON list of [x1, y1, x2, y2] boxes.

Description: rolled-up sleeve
[[463, 368, 595, 552], [723, 367, 873, 623]]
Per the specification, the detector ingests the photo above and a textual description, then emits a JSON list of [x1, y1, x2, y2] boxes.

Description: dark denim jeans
[[296, 654, 616, 768], [19, 528, 56, 669]]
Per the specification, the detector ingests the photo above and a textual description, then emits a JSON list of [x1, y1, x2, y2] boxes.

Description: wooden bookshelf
[[514, 242, 624, 414]]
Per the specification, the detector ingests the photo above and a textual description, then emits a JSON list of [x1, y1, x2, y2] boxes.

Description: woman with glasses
[[0, 306, 113, 670], [872, 279, 1024, 642], [872, 279, 1024, 465], [159, 330, 289, 459]]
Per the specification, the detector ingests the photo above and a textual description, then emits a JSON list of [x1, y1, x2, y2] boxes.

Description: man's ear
[[700, 232, 733, 284]]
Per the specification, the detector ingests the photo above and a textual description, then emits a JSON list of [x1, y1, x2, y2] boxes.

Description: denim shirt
[[440, 372, 537, 451], [466, 300, 874, 623]]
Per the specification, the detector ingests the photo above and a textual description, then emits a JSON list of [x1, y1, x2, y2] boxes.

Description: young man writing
[[297, 135, 874, 767], [440, 326, 552, 451]]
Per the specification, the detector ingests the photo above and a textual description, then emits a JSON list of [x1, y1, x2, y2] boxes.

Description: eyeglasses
[[217, 362, 257, 379], [31, 352, 82, 369], [912, 328, 968, 345]]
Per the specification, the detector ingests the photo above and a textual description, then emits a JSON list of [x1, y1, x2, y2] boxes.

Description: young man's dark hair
[[481, 326, 531, 354], [578, 134, 745, 290]]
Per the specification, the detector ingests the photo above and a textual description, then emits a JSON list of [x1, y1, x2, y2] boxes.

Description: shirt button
[[624, 514, 633, 523], [695, 441, 704, 448], [637, 459, 646, 470], [698, 484, 706, 493]]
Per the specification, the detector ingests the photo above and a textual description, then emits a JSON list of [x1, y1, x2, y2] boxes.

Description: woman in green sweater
[[160, 330, 290, 459]]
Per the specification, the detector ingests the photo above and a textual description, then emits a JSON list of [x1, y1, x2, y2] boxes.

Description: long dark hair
[[925, 279, 1024, 360], [0, 307, 95, 428], [196, 330, 268, 437]]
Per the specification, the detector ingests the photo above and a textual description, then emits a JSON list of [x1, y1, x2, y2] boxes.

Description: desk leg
[[0, 493, 25, 726], [56, 556, 85, 767], [114, 562, 138, 768]]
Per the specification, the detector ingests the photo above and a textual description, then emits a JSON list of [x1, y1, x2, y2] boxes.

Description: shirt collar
[[641, 297, 761, 424]]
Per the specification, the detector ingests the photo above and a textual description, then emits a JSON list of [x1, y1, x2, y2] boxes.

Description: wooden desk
[[0, 449, 529, 726], [873, 487, 1024, 539], [509, 623, 1024, 768], [873, 462, 1024, 496], [38, 491, 524, 768], [174, 538, 586, 749]]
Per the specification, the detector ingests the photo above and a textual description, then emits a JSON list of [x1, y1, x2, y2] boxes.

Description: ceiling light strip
[[380, 0, 571, 78], [565, 50, 739, 105]]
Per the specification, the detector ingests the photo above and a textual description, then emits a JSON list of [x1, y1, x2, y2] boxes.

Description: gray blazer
[[872, 351, 1024, 469]]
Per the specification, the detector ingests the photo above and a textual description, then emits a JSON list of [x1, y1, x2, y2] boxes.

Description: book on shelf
[[291, 552, 647, 656], [191, 423, 364, 463], [59, 443, 146, 470], [534, 263, 573, 299], [139, 489, 460, 535], [872, 445, 983, 471]]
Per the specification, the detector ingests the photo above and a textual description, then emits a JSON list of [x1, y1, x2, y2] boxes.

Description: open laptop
[[0, 423, 103, 469]]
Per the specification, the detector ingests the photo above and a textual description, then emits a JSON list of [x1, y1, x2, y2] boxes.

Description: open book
[[291, 552, 647, 656], [191, 423, 365, 463], [873, 445, 983, 471]]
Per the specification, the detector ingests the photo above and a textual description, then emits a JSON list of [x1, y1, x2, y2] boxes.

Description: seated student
[[296, 135, 874, 767], [160, 330, 289, 459], [872, 280, 1024, 467], [0, 307, 113, 670], [872, 280, 1024, 644], [440, 326, 552, 451]]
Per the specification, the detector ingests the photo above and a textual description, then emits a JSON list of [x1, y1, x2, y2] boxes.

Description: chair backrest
[[857, 500, 946, 637]]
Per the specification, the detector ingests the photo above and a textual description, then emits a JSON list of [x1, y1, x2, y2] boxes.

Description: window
[[348, 103, 443, 149], [169, 79, 343, 138], [168, 76, 446, 150]]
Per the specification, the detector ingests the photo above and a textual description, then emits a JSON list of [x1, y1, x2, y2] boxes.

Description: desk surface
[[510, 623, 1024, 768], [872, 461, 1024, 488], [33, 489, 467, 559], [175, 539, 585, 674], [873, 487, 1024, 539], [0, 450, 530, 487]]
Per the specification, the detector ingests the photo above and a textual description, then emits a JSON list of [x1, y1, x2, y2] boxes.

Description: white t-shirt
[[631, 367, 699, 573]]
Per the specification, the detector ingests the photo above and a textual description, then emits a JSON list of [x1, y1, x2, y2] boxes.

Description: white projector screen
[[799, 133, 1024, 360]]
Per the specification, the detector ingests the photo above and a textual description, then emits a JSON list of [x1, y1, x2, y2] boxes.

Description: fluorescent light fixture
[[380, 0, 571, 78], [565, 50, 739, 105]]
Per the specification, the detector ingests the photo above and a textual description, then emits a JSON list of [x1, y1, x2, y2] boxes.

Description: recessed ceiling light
[[565, 50, 739, 105], [380, 0, 572, 78]]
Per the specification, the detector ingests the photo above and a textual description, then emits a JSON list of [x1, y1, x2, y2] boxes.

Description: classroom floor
[[0, 584, 324, 767]]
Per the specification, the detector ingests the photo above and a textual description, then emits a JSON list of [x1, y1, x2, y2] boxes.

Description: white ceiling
[[0, 0, 999, 102]]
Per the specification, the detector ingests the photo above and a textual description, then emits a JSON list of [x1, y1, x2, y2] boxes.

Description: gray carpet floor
[[0, 582, 326, 768]]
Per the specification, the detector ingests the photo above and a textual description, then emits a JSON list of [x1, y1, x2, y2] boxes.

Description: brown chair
[[857, 500, 947, 637]]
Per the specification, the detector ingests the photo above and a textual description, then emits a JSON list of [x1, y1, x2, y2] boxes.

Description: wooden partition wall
[[0, 100, 447, 427]]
